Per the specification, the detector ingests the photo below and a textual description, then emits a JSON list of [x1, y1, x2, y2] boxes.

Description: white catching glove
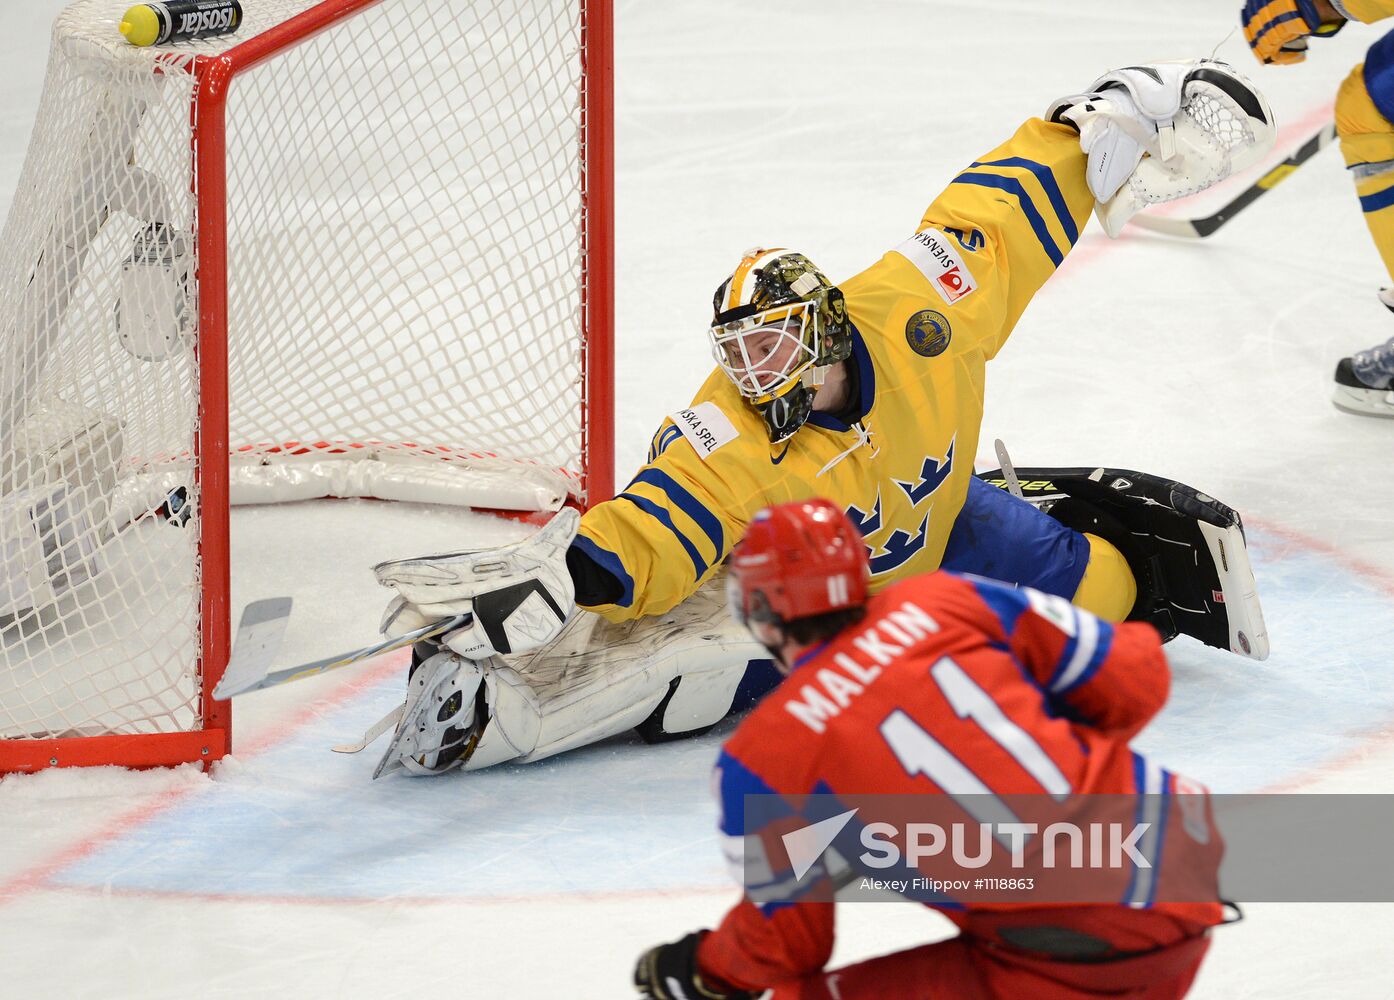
[[374, 507, 580, 659], [1046, 59, 1275, 236]]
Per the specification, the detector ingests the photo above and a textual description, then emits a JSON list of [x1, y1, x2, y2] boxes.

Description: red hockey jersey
[[698, 571, 1224, 993]]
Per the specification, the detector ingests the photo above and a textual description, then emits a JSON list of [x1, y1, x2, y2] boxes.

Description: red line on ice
[[0, 648, 409, 903], [33, 880, 733, 909], [1140, 100, 1337, 221]]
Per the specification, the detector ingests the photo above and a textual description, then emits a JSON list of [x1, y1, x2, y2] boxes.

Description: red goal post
[[0, 0, 613, 774]]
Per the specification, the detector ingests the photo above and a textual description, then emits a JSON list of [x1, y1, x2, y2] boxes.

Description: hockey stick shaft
[[1130, 121, 1337, 238], [213, 611, 472, 699]]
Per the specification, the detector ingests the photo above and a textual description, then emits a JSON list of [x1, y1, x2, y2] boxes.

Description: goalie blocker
[[977, 466, 1269, 660]]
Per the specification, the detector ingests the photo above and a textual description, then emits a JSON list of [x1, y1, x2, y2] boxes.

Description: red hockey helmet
[[727, 499, 870, 637]]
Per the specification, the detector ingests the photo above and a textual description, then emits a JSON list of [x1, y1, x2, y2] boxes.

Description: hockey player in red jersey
[[634, 499, 1226, 1000]]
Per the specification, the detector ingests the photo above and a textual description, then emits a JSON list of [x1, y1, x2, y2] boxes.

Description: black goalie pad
[[975, 467, 1269, 660]]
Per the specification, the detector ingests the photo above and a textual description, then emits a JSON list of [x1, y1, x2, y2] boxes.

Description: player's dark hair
[[784, 605, 867, 646]]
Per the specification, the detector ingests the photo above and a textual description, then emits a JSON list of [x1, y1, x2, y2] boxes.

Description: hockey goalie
[[364, 59, 1276, 778]]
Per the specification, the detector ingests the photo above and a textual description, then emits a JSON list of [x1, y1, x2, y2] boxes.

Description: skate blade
[[1332, 387, 1394, 418], [371, 657, 454, 780], [332, 705, 404, 754]]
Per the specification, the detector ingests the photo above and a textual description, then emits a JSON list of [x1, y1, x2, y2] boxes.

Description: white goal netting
[[0, 0, 597, 745]]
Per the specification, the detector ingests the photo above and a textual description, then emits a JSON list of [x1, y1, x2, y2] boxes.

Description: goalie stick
[[1129, 121, 1336, 238], [213, 605, 471, 699], [215, 597, 294, 700]]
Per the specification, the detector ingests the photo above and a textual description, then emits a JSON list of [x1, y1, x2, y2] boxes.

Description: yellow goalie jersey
[[575, 118, 1094, 622]]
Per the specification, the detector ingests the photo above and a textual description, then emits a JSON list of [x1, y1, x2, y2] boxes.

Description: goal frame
[[0, 0, 614, 775]]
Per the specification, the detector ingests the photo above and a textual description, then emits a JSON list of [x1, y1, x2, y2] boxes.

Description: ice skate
[[1333, 295, 1394, 418]]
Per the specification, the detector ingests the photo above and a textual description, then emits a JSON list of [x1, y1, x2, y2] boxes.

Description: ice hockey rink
[[3, 0, 1394, 996]]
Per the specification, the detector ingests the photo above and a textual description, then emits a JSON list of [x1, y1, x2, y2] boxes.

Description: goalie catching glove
[[1046, 59, 1275, 237], [374, 506, 579, 659], [977, 466, 1269, 660]]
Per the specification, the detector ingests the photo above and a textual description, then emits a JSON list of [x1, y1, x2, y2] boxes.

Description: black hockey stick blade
[[213, 597, 293, 701], [213, 611, 472, 699], [1129, 121, 1337, 239]]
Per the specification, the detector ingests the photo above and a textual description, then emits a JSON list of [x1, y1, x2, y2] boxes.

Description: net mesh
[[0, 0, 591, 742]]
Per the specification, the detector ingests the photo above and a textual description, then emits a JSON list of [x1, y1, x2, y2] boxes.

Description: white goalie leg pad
[[11, 398, 124, 517], [462, 577, 768, 770], [1, 487, 68, 616], [1, 399, 122, 615]]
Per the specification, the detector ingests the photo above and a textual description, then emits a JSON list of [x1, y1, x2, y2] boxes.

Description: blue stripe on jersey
[[618, 491, 708, 579], [1063, 618, 1114, 693], [1360, 183, 1394, 214], [1146, 767, 1173, 910], [715, 748, 782, 836], [1252, 9, 1303, 47], [629, 468, 725, 559], [647, 423, 683, 463], [1123, 753, 1171, 909], [570, 534, 636, 609], [971, 157, 1079, 246], [716, 750, 801, 916], [806, 324, 876, 430], [1364, 28, 1394, 123], [1123, 753, 1148, 906], [729, 658, 784, 714], [966, 576, 1028, 638], [1046, 608, 1112, 695], [951, 172, 1065, 267]]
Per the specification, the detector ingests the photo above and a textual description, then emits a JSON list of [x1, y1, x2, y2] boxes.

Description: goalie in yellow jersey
[[364, 59, 1275, 778]]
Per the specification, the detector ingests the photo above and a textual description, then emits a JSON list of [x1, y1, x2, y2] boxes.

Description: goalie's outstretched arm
[[568, 402, 776, 623], [902, 61, 1273, 362], [375, 397, 768, 657]]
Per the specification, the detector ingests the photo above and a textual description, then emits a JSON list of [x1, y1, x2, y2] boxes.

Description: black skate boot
[[1333, 289, 1394, 417]]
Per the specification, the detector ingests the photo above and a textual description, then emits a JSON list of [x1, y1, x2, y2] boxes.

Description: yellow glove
[[1241, 0, 1344, 65]]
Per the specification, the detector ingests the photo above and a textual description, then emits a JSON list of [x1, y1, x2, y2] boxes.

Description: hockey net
[[0, 0, 612, 770]]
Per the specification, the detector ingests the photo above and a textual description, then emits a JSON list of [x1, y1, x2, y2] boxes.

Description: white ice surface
[[3, 1, 1394, 997]]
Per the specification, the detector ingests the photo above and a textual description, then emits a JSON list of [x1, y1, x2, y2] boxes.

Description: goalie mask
[[709, 248, 852, 442]]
